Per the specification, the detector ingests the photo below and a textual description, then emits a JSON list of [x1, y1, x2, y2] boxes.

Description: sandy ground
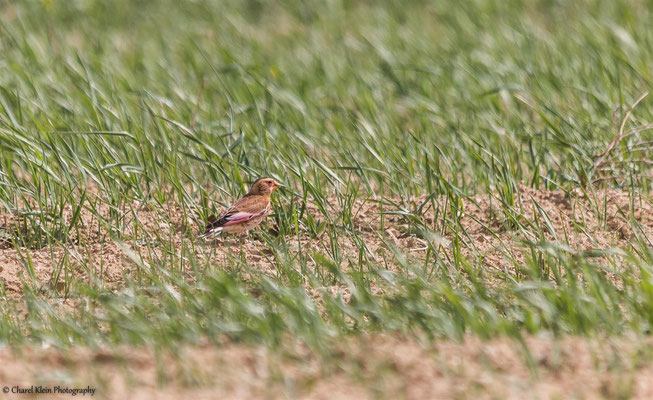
[[0, 185, 651, 398], [1, 334, 652, 399], [1, 185, 650, 295]]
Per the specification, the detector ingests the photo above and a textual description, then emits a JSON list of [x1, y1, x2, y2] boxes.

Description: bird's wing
[[203, 195, 269, 232], [220, 210, 268, 226]]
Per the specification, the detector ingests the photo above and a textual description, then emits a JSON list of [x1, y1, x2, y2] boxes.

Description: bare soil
[[1, 334, 652, 399], [1, 185, 650, 296], [0, 186, 651, 398]]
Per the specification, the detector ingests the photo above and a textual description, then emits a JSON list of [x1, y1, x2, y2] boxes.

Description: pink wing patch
[[222, 209, 267, 226]]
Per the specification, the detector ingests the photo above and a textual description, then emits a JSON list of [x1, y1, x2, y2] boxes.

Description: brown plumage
[[201, 178, 280, 238]]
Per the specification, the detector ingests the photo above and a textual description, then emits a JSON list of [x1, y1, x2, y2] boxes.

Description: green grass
[[0, 0, 652, 369]]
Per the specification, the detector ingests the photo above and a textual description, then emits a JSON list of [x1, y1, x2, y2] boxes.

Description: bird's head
[[248, 177, 281, 196]]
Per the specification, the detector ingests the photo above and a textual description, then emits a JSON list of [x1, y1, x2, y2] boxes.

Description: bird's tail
[[200, 226, 223, 239]]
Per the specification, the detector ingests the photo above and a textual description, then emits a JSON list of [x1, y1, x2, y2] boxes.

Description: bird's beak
[[272, 182, 282, 191]]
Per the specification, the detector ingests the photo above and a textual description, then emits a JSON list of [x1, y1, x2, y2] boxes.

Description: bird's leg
[[205, 235, 223, 247], [251, 231, 263, 244]]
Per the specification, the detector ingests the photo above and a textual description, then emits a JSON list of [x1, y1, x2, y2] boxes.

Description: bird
[[200, 177, 281, 239]]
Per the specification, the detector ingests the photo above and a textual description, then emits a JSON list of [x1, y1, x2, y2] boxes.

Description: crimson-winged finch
[[201, 177, 280, 239]]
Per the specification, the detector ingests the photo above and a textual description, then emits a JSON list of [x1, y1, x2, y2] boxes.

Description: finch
[[200, 177, 281, 239]]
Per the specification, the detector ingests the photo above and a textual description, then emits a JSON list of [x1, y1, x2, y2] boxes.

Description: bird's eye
[[268, 181, 273, 185]]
